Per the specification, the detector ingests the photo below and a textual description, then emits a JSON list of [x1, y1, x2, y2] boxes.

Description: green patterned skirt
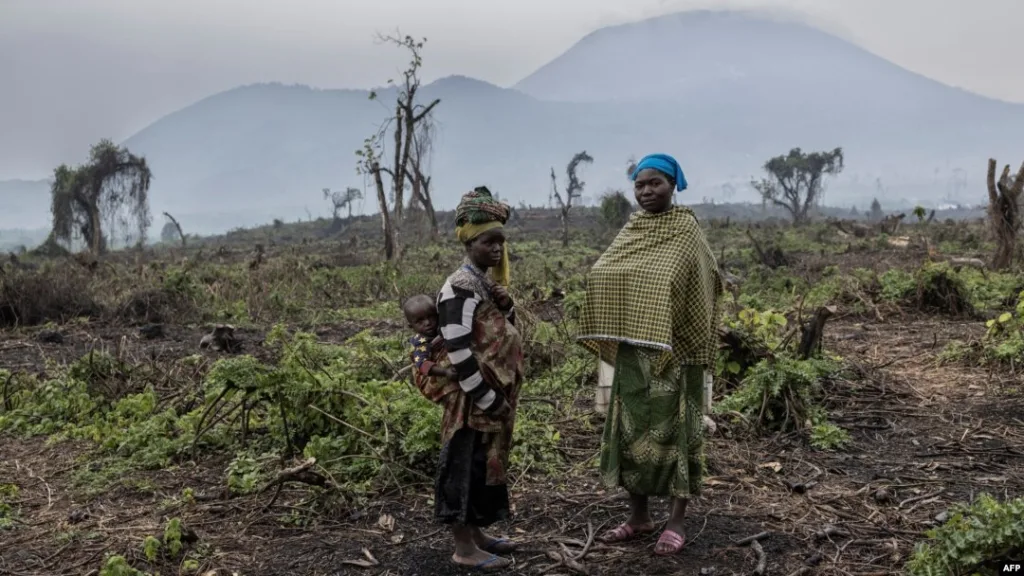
[[600, 344, 705, 498]]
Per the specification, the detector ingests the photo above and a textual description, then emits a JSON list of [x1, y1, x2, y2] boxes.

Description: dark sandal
[[459, 554, 510, 571], [482, 538, 518, 554]]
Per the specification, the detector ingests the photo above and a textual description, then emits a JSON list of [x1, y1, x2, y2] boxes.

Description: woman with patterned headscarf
[[434, 186, 524, 571], [578, 154, 722, 556]]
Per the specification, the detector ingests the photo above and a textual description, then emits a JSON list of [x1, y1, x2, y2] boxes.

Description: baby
[[403, 294, 458, 400]]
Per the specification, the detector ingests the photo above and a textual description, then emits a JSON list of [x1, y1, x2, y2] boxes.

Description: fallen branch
[[751, 539, 767, 575], [308, 404, 376, 441], [258, 457, 331, 512], [391, 363, 413, 381], [340, 548, 380, 569], [898, 488, 945, 509], [258, 458, 327, 494], [948, 257, 986, 270], [573, 521, 598, 562], [734, 531, 771, 546], [814, 525, 850, 540], [545, 542, 589, 575]]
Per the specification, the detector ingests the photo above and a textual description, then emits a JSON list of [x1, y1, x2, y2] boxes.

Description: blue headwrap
[[630, 153, 688, 192]]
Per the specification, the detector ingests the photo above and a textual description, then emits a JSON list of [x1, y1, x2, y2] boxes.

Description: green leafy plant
[[982, 291, 1024, 364], [0, 483, 19, 529], [226, 453, 263, 496], [906, 493, 1024, 576], [142, 535, 161, 562], [99, 555, 149, 576], [809, 422, 851, 450], [717, 356, 839, 432], [163, 517, 184, 558]]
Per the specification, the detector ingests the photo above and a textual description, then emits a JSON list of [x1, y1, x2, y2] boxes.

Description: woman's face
[[633, 168, 674, 214], [466, 228, 505, 269]]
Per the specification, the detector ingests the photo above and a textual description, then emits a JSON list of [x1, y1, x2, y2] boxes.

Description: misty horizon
[[4, 0, 1024, 180], [2, 2, 1023, 245]]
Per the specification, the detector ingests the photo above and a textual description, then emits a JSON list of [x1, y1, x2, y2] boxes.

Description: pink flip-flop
[[599, 522, 655, 543], [654, 529, 686, 555]]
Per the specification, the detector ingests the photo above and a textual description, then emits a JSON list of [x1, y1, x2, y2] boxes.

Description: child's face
[[405, 302, 438, 337]]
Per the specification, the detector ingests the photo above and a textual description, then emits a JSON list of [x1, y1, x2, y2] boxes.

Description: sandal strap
[[475, 556, 501, 568], [606, 523, 635, 540], [482, 538, 513, 552], [656, 529, 686, 552]]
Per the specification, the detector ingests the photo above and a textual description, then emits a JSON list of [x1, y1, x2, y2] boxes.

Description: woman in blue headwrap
[[578, 153, 722, 555]]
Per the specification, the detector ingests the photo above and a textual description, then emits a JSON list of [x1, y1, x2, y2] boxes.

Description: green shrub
[[906, 493, 1024, 576], [717, 356, 839, 432]]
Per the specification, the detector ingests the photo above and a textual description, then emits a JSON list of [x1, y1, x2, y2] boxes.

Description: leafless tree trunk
[[370, 161, 396, 260], [162, 211, 186, 247], [406, 115, 439, 238], [357, 34, 440, 261], [987, 158, 1024, 270], [549, 151, 594, 247]]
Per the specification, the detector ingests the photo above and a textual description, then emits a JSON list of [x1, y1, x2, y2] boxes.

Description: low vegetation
[[2, 121, 1023, 576]]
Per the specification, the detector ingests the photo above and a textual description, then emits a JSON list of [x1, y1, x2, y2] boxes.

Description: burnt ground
[[1, 316, 1022, 576]]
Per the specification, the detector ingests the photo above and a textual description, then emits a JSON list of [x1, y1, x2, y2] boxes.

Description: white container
[[595, 359, 614, 414], [703, 369, 713, 414]]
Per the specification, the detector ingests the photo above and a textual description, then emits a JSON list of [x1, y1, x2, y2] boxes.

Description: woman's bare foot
[[654, 529, 686, 555], [451, 550, 511, 571], [472, 528, 518, 554], [655, 497, 688, 554], [600, 493, 656, 542]]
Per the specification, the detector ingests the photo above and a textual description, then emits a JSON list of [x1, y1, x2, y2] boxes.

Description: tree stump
[[797, 306, 836, 360]]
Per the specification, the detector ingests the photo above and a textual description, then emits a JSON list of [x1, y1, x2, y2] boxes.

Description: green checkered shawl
[[578, 206, 722, 368]]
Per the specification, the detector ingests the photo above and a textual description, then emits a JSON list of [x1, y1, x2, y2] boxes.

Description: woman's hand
[[445, 367, 459, 382], [492, 286, 512, 309]]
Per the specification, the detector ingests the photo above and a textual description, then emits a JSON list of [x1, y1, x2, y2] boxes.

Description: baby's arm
[[427, 364, 456, 379]]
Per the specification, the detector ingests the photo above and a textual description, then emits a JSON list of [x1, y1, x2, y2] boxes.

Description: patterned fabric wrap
[[454, 186, 512, 286], [454, 186, 510, 226], [577, 206, 723, 370], [409, 334, 458, 403], [600, 344, 705, 497], [436, 266, 524, 485]]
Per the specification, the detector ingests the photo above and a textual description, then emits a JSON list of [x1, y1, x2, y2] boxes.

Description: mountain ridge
[[5, 10, 1022, 234]]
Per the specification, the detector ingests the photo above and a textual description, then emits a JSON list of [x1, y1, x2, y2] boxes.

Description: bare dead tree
[[50, 139, 152, 254], [355, 34, 440, 261], [323, 187, 362, 223], [752, 147, 844, 226], [986, 158, 1024, 270], [797, 306, 836, 359], [879, 213, 906, 235], [161, 212, 186, 247], [549, 151, 594, 247], [406, 115, 439, 238]]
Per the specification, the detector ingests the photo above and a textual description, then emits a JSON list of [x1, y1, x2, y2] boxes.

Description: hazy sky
[[3, 0, 1024, 179]]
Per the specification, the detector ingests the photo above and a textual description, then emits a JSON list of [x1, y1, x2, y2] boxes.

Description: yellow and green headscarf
[[454, 186, 511, 286]]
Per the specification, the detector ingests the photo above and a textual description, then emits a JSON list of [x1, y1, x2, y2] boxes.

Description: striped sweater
[[437, 268, 516, 413]]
